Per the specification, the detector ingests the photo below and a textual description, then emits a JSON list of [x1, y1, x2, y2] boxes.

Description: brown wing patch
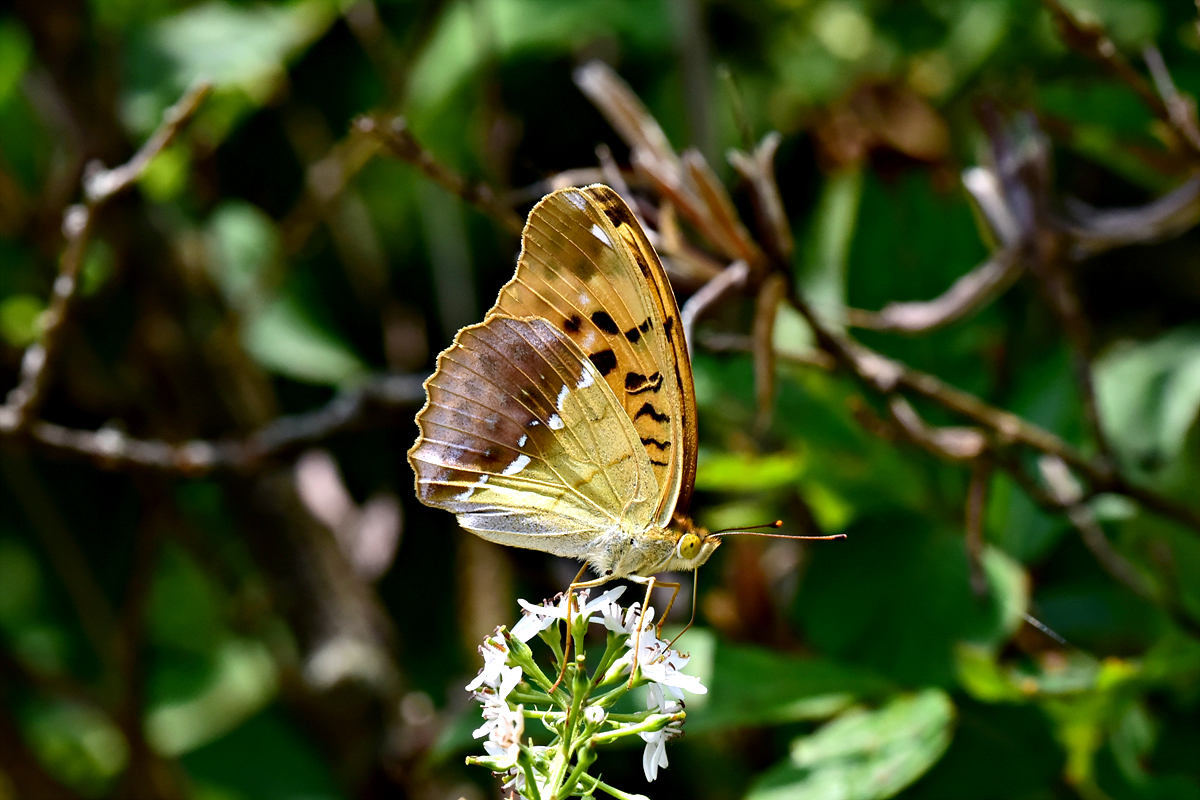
[[408, 316, 657, 538]]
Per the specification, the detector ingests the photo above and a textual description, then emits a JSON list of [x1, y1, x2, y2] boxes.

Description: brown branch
[[1041, 0, 1200, 157], [785, 288, 1200, 533], [356, 115, 523, 235], [0, 83, 212, 434], [20, 374, 427, 474], [729, 132, 794, 267], [753, 274, 786, 431], [846, 249, 1022, 334], [965, 460, 991, 598], [1062, 175, 1200, 259], [680, 260, 750, 359]]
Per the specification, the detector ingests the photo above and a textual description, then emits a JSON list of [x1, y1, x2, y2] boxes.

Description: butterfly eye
[[677, 533, 702, 560]]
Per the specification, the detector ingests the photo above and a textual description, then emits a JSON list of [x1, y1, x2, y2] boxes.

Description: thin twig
[[965, 460, 991, 598], [0, 83, 212, 434], [786, 288, 1200, 533], [753, 274, 786, 431], [20, 374, 427, 474], [356, 115, 523, 235], [847, 249, 1022, 334], [1041, 0, 1200, 156], [680, 260, 750, 359], [729, 132, 794, 267]]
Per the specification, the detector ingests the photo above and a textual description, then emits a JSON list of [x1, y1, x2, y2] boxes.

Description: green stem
[[590, 712, 684, 745], [517, 748, 544, 800], [577, 773, 650, 800]]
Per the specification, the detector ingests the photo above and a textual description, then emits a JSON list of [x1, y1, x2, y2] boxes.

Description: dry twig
[[0, 83, 212, 434], [356, 115, 524, 235]]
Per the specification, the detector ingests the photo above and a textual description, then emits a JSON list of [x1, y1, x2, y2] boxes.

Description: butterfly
[[408, 185, 837, 656]]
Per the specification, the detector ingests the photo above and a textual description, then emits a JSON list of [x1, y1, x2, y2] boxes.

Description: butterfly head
[[660, 515, 721, 573]]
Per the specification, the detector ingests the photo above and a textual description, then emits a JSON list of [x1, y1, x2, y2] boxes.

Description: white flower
[[474, 699, 524, 757], [639, 724, 673, 782], [512, 586, 626, 642], [640, 684, 684, 780], [645, 683, 682, 716], [465, 637, 522, 699], [638, 639, 707, 698]]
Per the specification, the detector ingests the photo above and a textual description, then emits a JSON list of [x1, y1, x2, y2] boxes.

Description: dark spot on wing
[[638, 317, 652, 333], [601, 204, 630, 227], [624, 326, 641, 344], [649, 458, 669, 467], [563, 314, 582, 333], [663, 316, 675, 336], [635, 403, 669, 423], [630, 245, 652, 277], [590, 310, 619, 335], [640, 437, 670, 450], [625, 371, 662, 394], [589, 349, 617, 376]]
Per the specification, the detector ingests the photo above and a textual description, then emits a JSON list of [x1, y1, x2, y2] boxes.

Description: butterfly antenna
[[709, 520, 846, 541]]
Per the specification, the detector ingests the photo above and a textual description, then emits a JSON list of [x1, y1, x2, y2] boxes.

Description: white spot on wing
[[565, 191, 587, 210], [556, 384, 569, 412], [501, 454, 531, 476], [576, 368, 595, 389], [454, 473, 489, 502], [517, 434, 527, 447], [590, 224, 612, 247], [548, 414, 563, 430]]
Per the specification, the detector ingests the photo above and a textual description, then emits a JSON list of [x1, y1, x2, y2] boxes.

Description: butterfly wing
[[408, 315, 659, 555], [492, 185, 697, 526]]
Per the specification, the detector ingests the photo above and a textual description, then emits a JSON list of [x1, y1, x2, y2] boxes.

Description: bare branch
[[886, 397, 988, 462], [357, 115, 524, 235], [1062, 175, 1200, 259], [680, 260, 750, 359], [1041, 0, 1200, 156], [753, 273, 787, 430], [847, 250, 1022, 334], [21, 374, 427, 474], [965, 461, 991, 598], [1, 83, 212, 434], [729, 132, 794, 265], [786, 288, 1200, 533]]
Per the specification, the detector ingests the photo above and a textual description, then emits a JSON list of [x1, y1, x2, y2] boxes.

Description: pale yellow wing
[[492, 185, 697, 526], [407, 315, 658, 555]]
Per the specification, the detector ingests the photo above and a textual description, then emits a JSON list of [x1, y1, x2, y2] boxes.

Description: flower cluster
[[465, 586, 707, 799]]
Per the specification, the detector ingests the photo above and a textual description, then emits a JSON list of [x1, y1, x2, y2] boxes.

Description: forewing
[[408, 315, 658, 556], [493, 185, 697, 525]]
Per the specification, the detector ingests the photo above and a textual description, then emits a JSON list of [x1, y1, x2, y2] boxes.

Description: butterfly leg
[[550, 565, 606, 693], [653, 580, 682, 638], [625, 575, 658, 688], [665, 576, 698, 651]]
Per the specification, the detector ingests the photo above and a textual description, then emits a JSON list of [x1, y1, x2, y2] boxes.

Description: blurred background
[[2, 0, 1200, 798]]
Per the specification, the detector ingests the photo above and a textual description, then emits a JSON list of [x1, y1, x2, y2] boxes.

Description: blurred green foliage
[[2, 0, 1200, 799]]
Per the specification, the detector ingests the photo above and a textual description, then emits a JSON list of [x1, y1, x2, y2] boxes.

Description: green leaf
[[243, 296, 367, 386], [694, 450, 806, 492], [1095, 325, 1200, 482], [688, 640, 893, 734], [180, 709, 344, 800], [746, 690, 955, 800], [0, 19, 32, 104], [0, 293, 45, 347], [123, 0, 336, 135], [796, 516, 1028, 686]]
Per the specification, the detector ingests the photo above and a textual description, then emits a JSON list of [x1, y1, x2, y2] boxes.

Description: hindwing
[[408, 315, 658, 556]]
